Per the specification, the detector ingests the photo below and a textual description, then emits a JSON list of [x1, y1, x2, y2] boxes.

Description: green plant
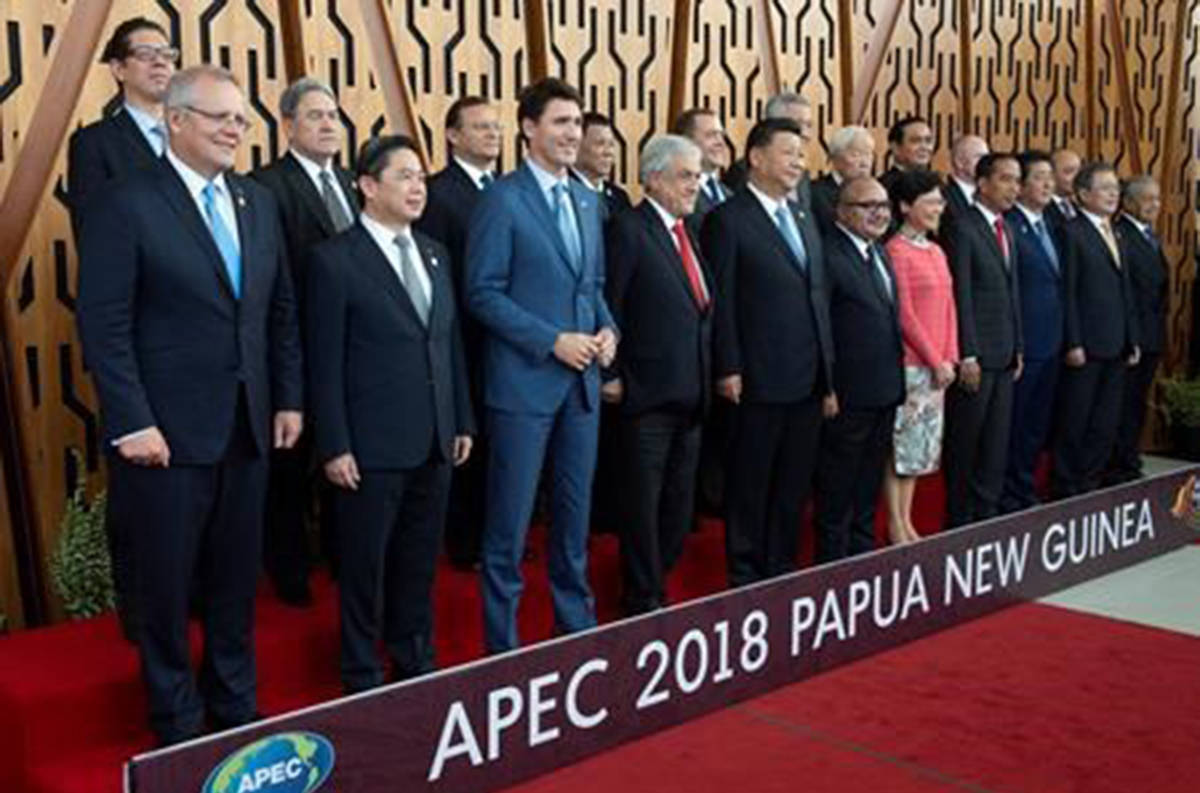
[[1163, 377, 1200, 429], [50, 455, 114, 619]]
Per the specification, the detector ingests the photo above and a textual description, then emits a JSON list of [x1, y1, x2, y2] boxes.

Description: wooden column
[[1105, 0, 1144, 173], [836, 0, 854, 124], [958, 0, 972, 132], [851, 0, 907, 123], [356, 0, 428, 165], [752, 0, 782, 97], [276, 0, 307, 85], [668, 0, 695, 125], [524, 0, 551, 82]]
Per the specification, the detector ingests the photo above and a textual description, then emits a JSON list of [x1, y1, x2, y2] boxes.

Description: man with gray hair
[[724, 92, 814, 210], [78, 64, 303, 745], [603, 134, 713, 614], [1111, 175, 1169, 483], [253, 76, 358, 606], [811, 125, 875, 234]]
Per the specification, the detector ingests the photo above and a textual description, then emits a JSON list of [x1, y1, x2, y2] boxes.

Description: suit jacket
[[605, 201, 713, 417], [810, 173, 841, 236], [1044, 197, 1075, 233], [1115, 215, 1169, 355], [416, 159, 488, 281], [77, 164, 303, 464], [824, 228, 905, 409], [67, 109, 164, 239], [701, 189, 834, 403], [465, 163, 616, 414], [945, 206, 1024, 370], [251, 151, 359, 312], [307, 224, 473, 469], [570, 171, 632, 223], [1005, 207, 1065, 361], [686, 175, 731, 236], [939, 178, 974, 243], [1062, 214, 1139, 359]]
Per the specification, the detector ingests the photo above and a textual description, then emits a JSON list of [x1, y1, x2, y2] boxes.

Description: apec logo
[[202, 732, 335, 793]]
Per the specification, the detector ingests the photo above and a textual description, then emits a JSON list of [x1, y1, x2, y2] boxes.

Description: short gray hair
[[639, 134, 701, 184], [828, 125, 871, 158], [164, 65, 240, 110], [279, 77, 336, 119], [764, 92, 811, 119], [1122, 174, 1158, 203]]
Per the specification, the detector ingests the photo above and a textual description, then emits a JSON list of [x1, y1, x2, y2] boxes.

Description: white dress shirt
[[123, 102, 166, 156], [360, 212, 432, 307], [454, 156, 495, 191], [290, 149, 354, 220]]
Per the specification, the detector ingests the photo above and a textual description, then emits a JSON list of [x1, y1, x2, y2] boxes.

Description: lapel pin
[[236, 193, 246, 208]]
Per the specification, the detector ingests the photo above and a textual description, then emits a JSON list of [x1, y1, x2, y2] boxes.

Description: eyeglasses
[[183, 105, 252, 132], [843, 201, 892, 213], [126, 45, 179, 63]]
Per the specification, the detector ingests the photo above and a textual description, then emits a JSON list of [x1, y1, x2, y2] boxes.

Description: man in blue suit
[[1001, 151, 1065, 511], [77, 66, 303, 745], [466, 78, 618, 652]]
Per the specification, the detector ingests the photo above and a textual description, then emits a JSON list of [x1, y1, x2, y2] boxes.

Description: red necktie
[[673, 220, 709, 310], [993, 217, 1009, 263]]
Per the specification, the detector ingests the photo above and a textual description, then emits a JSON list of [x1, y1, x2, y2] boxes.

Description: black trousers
[[444, 435, 488, 566], [264, 434, 321, 595], [335, 458, 451, 693], [1054, 357, 1125, 497], [814, 406, 895, 564], [108, 393, 265, 745], [696, 401, 734, 517], [944, 368, 1014, 527], [1111, 352, 1160, 482], [590, 403, 624, 533], [1001, 356, 1060, 512], [725, 397, 822, 587], [618, 410, 702, 615]]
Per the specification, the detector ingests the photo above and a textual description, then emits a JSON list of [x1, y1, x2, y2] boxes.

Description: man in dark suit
[[814, 177, 904, 563], [76, 66, 303, 745], [572, 112, 632, 222], [702, 118, 834, 586], [1001, 151, 1065, 512], [673, 108, 733, 235], [1111, 176, 1169, 482], [879, 116, 936, 200], [724, 93, 814, 211], [1045, 148, 1082, 231], [252, 77, 358, 605], [943, 153, 1024, 527], [1054, 161, 1140, 497], [603, 135, 712, 614], [308, 136, 474, 693], [67, 17, 176, 240], [811, 125, 875, 235], [415, 96, 501, 569], [941, 135, 989, 240], [466, 78, 618, 652]]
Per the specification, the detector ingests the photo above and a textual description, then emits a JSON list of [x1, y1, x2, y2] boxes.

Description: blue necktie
[[480, 172, 494, 190], [553, 183, 583, 270], [1034, 219, 1059, 272], [708, 178, 723, 205], [774, 205, 807, 271], [148, 124, 166, 157], [202, 182, 242, 298]]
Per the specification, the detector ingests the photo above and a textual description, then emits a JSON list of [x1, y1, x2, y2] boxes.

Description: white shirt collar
[[571, 168, 605, 193], [166, 147, 228, 200], [835, 223, 873, 259], [830, 171, 845, 185], [290, 149, 336, 182], [645, 196, 679, 234], [123, 102, 164, 140], [973, 201, 1003, 228], [1122, 212, 1151, 235], [953, 176, 976, 202], [454, 156, 494, 190], [360, 211, 413, 251], [1014, 202, 1045, 226], [1080, 207, 1112, 233], [747, 180, 787, 219]]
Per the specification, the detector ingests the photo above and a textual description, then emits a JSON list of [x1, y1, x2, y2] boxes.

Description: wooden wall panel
[[774, 0, 846, 167], [688, 0, 767, 165], [854, 0, 962, 174], [548, 0, 675, 193], [968, 0, 1089, 155], [387, 0, 528, 174]]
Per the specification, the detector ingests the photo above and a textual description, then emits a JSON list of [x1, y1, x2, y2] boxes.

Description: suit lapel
[[156, 166, 238, 299], [970, 208, 1010, 271], [336, 164, 360, 215], [355, 225, 425, 327], [1081, 218, 1121, 271], [112, 110, 159, 165], [515, 165, 577, 276], [568, 180, 593, 280], [228, 175, 254, 301], [416, 234, 445, 332], [745, 194, 806, 276], [282, 152, 336, 236], [639, 202, 705, 313]]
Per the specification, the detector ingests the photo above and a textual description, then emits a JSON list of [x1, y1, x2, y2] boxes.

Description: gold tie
[[1099, 219, 1121, 267]]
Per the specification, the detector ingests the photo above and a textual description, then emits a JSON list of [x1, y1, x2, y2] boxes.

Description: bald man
[[1046, 148, 1082, 230], [942, 135, 989, 239]]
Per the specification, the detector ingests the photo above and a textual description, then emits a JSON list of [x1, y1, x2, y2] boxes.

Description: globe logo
[[202, 732, 335, 793]]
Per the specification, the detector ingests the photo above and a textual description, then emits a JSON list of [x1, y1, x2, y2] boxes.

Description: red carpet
[[0, 474, 956, 793], [504, 603, 1200, 793]]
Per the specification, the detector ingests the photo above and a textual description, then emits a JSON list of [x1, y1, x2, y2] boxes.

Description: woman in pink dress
[[883, 170, 959, 543]]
